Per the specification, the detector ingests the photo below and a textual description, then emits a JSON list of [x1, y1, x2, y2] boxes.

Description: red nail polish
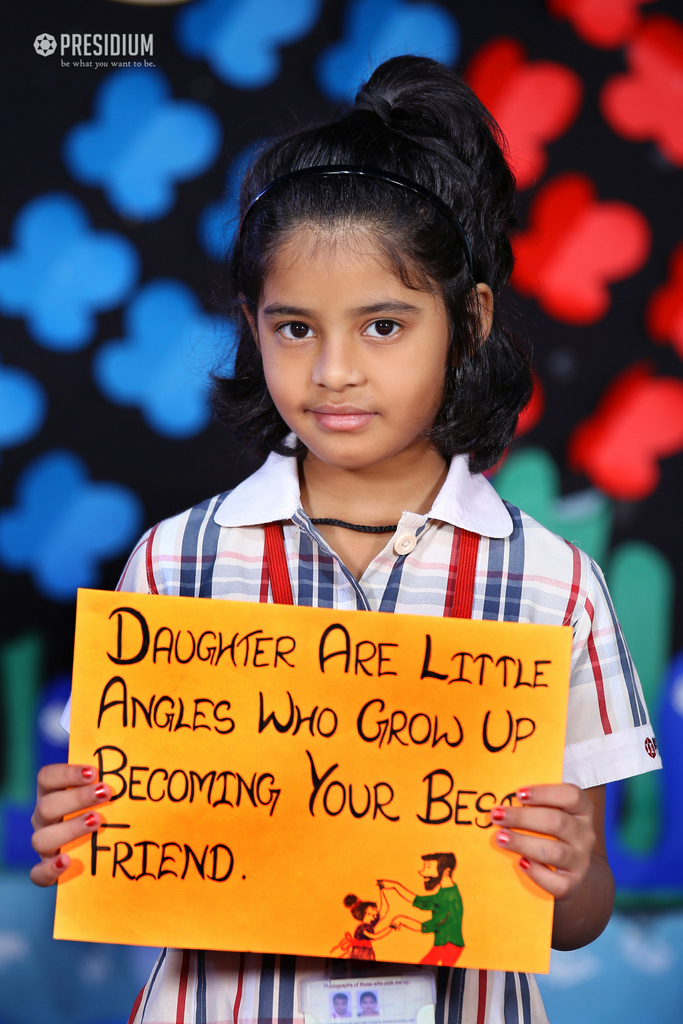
[[496, 830, 510, 844], [81, 767, 94, 781], [518, 788, 531, 802], [519, 857, 531, 870], [491, 807, 505, 822], [54, 856, 66, 870], [84, 813, 98, 828], [94, 784, 107, 800]]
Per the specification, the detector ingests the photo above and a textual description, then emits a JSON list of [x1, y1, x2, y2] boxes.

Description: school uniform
[[82, 450, 660, 1024]]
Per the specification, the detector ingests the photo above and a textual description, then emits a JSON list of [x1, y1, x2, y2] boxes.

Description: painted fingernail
[[517, 788, 531, 802], [94, 784, 108, 800], [491, 807, 506, 822], [519, 858, 531, 870], [81, 767, 95, 781], [84, 813, 98, 828], [54, 856, 66, 870], [496, 830, 510, 845]]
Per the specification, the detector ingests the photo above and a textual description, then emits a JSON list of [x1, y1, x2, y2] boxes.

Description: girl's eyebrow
[[261, 300, 423, 318]]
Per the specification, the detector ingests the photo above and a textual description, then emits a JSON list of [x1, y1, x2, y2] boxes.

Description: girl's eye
[[279, 322, 312, 340], [366, 319, 401, 338]]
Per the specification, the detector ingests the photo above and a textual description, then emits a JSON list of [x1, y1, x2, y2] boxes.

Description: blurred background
[[1, 0, 683, 1021]]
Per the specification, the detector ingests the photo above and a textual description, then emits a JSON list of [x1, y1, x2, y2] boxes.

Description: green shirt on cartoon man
[[378, 852, 464, 967]]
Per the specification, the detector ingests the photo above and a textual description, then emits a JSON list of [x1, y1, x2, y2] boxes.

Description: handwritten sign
[[55, 589, 571, 973]]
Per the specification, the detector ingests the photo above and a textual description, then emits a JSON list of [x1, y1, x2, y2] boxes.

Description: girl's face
[[363, 903, 379, 924], [253, 229, 451, 473]]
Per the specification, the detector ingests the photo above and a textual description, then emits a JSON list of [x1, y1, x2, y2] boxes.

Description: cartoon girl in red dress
[[331, 891, 397, 960]]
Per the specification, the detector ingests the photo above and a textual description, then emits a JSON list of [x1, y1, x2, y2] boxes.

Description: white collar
[[214, 450, 512, 538]]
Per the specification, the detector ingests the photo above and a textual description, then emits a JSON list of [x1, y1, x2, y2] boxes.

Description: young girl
[[30, 55, 660, 1024], [331, 892, 395, 960]]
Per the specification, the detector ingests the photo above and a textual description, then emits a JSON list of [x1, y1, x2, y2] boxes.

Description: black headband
[[237, 164, 474, 276]]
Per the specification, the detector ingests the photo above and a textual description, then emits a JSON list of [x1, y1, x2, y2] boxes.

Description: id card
[[299, 972, 436, 1024]]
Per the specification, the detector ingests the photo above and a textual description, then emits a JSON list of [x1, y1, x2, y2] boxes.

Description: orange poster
[[55, 588, 571, 973]]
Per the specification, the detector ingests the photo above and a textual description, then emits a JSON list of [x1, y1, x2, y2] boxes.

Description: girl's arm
[[491, 784, 614, 950], [389, 915, 423, 933]]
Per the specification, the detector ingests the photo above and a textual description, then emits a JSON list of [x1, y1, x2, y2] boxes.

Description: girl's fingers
[[517, 857, 575, 900], [29, 853, 72, 888], [31, 809, 103, 858], [36, 763, 99, 799], [494, 828, 573, 871], [32, 780, 111, 831], [515, 784, 590, 815], [491, 804, 592, 844]]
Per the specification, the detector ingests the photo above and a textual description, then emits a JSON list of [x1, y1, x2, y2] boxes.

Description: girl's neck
[[298, 444, 449, 525]]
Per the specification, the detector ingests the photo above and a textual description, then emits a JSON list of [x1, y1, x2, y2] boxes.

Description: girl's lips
[[310, 409, 376, 431]]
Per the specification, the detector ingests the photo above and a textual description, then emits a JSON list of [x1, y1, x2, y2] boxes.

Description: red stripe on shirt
[[233, 951, 246, 1024], [476, 970, 487, 1024], [586, 598, 612, 735], [562, 541, 582, 627], [259, 540, 270, 603], [145, 523, 160, 595], [443, 527, 461, 617], [127, 986, 144, 1024], [176, 948, 191, 1023]]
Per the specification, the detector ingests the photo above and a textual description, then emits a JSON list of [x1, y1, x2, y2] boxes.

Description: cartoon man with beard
[[378, 852, 464, 966]]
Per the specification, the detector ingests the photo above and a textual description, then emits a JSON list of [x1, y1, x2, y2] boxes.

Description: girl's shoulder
[[487, 500, 610, 627]]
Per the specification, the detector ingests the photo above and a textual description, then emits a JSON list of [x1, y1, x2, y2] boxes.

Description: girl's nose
[[311, 336, 366, 389]]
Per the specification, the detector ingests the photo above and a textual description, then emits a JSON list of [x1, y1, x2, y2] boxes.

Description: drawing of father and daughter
[[331, 852, 464, 966]]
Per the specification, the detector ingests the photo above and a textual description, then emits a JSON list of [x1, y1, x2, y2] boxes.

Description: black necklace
[[310, 518, 398, 534]]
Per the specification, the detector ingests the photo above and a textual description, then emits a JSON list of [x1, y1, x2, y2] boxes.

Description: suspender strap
[[263, 523, 294, 605], [450, 528, 480, 619], [260, 523, 478, 616]]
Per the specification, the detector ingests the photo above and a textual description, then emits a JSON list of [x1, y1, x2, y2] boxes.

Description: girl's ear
[[475, 283, 494, 343], [240, 295, 260, 349]]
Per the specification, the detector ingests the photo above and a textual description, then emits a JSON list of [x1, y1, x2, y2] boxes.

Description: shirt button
[[393, 532, 417, 555]]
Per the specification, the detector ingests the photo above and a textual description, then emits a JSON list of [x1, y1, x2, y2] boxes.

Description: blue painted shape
[[199, 139, 266, 261], [537, 910, 683, 1024], [63, 68, 222, 220], [2, 803, 34, 867], [605, 650, 683, 891], [0, 875, 159, 1024], [0, 193, 139, 350], [0, 450, 143, 601], [316, 0, 460, 103], [0, 358, 46, 455], [93, 279, 236, 437], [175, 0, 322, 89]]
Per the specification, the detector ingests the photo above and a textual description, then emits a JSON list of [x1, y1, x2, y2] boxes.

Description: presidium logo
[[33, 32, 154, 63]]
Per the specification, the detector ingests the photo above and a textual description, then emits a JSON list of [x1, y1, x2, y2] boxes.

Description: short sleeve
[[563, 552, 662, 788], [59, 528, 155, 736], [412, 893, 436, 911], [116, 527, 155, 595]]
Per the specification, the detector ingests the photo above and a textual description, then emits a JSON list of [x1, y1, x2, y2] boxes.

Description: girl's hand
[[30, 764, 112, 887], [490, 784, 596, 900]]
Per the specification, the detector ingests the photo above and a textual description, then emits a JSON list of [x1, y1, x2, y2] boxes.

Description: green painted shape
[[0, 632, 44, 803], [608, 542, 673, 854], [493, 447, 613, 565]]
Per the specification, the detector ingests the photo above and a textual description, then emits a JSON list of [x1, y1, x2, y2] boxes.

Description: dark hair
[[343, 892, 377, 921], [422, 852, 456, 875], [212, 56, 532, 473], [360, 993, 378, 1003]]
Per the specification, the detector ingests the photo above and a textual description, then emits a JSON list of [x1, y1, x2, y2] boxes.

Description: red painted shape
[[547, 0, 656, 49], [568, 363, 683, 500], [647, 241, 683, 360], [516, 371, 545, 437], [467, 37, 582, 188], [601, 16, 683, 165], [512, 172, 651, 324]]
